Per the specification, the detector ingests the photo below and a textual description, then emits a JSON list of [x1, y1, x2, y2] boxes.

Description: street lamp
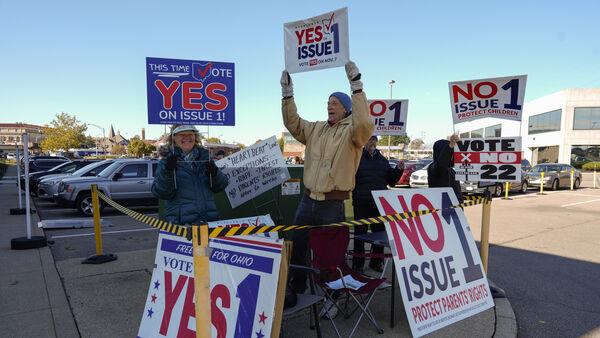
[[87, 123, 105, 157], [387, 80, 396, 159]]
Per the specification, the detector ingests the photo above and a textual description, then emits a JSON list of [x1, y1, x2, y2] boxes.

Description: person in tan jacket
[[280, 61, 374, 303]]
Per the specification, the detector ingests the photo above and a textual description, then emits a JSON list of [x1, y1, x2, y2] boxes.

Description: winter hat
[[329, 92, 352, 115], [172, 125, 199, 134]]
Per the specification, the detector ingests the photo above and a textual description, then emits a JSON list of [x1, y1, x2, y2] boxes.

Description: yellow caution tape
[[97, 191, 488, 241]]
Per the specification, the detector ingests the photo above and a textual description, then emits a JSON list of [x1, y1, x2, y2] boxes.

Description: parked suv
[[37, 159, 114, 200], [24, 159, 97, 195], [55, 159, 159, 216]]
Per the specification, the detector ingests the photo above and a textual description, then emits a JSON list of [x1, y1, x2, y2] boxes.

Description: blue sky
[[1, 0, 599, 145]]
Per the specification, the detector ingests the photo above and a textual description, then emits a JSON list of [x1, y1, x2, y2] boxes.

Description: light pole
[[87, 123, 105, 157], [387, 80, 395, 159]]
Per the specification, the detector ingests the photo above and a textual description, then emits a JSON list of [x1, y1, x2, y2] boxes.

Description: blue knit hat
[[329, 92, 352, 115]]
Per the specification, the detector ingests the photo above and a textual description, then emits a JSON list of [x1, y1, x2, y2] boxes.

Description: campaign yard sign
[[372, 188, 494, 337], [216, 136, 290, 208], [368, 99, 409, 136], [449, 75, 527, 124], [146, 57, 235, 126], [284, 7, 349, 73], [138, 231, 284, 338], [454, 137, 522, 183]]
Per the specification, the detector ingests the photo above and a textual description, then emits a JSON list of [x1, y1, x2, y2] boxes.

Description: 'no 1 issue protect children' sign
[[368, 99, 409, 136], [284, 7, 349, 73], [146, 57, 235, 126], [449, 75, 527, 124]]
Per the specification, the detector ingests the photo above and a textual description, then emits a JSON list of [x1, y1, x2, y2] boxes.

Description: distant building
[[0, 123, 45, 153], [454, 88, 600, 167], [202, 140, 242, 158], [97, 124, 129, 153], [281, 131, 305, 158]]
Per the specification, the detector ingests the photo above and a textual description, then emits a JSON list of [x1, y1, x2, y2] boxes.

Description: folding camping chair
[[309, 227, 387, 337]]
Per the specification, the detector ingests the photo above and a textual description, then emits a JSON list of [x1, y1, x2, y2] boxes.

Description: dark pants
[[352, 204, 385, 268], [289, 195, 345, 293]]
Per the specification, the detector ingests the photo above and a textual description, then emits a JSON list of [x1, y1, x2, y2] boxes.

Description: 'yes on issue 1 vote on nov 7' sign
[[146, 57, 235, 126], [449, 75, 527, 124], [284, 7, 349, 73], [373, 188, 494, 337], [454, 137, 522, 183], [216, 136, 290, 209], [368, 99, 409, 136], [138, 231, 284, 338]]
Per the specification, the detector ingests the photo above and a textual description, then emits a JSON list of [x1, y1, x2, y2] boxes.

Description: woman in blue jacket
[[152, 125, 228, 225]]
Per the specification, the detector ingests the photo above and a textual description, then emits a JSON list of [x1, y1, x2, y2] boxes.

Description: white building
[[454, 88, 600, 167]]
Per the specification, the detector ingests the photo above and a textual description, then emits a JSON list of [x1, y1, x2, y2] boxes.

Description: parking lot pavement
[[463, 187, 600, 337]]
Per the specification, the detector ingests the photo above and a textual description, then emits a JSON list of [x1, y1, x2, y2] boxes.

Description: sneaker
[[319, 299, 339, 319]]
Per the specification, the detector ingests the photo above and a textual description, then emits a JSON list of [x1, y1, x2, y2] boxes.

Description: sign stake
[[193, 225, 211, 338], [480, 191, 492, 272]]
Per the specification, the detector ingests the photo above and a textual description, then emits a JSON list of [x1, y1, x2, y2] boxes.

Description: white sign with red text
[[454, 137, 522, 183], [368, 99, 409, 135], [137, 231, 283, 338], [372, 188, 493, 337], [449, 75, 527, 124], [284, 7, 349, 73]]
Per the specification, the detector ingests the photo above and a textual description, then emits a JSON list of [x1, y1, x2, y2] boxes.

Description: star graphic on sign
[[258, 311, 268, 324], [151, 294, 157, 303], [147, 307, 154, 318], [255, 329, 265, 338], [153, 280, 160, 290]]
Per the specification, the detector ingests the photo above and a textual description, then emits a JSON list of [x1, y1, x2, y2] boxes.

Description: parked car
[[37, 159, 115, 200], [56, 159, 159, 216], [409, 163, 430, 188], [6, 153, 16, 160], [26, 157, 71, 174], [461, 159, 532, 197], [524, 163, 582, 190], [397, 159, 431, 186], [22, 159, 95, 194]]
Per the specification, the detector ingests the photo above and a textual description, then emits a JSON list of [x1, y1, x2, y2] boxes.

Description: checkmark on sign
[[322, 12, 335, 33], [192, 62, 213, 81]]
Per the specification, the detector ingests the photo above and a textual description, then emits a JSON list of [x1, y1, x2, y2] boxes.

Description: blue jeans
[[289, 195, 345, 293]]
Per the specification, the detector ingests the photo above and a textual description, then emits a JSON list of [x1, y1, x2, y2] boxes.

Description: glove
[[280, 70, 294, 98], [165, 155, 178, 171], [205, 160, 218, 177], [345, 61, 363, 92]]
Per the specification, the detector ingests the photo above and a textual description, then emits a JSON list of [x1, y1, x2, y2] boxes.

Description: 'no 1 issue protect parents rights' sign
[[146, 57, 235, 126]]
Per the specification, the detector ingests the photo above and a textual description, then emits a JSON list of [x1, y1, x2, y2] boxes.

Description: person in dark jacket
[[152, 125, 228, 225], [427, 135, 463, 202], [352, 135, 403, 272]]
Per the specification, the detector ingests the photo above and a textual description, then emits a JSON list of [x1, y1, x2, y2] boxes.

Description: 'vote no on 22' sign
[[368, 99, 409, 136], [449, 75, 527, 124]]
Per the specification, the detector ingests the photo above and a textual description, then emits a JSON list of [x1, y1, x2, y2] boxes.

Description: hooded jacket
[[152, 146, 228, 224], [352, 148, 403, 207], [427, 139, 463, 201], [282, 91, 374, 201]]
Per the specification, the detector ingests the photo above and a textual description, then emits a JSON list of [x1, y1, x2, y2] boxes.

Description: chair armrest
[[348, 252, 393, 259]]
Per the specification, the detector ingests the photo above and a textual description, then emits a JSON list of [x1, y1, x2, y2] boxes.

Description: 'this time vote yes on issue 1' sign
[[284, 7, 349, 73], [368, 99, 409, 136], [373, 188, 494, 337], [449, 75, 527, 124], [138, 231, 283, 338], [216, 136, 290, 209], [454, 137, 522, 183], [146, 57, 235, 126]]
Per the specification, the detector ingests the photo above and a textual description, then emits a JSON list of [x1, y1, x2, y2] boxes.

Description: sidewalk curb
[[489, 281, 517, 338]]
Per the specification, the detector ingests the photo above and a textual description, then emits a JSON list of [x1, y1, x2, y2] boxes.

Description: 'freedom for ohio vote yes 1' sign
[[284, 7, 349, 73], [454, 137, 522, 183], [138, 231, 283, 338], [449, 75, 527, 124], [368, 99, 409, 136], [146, 57, 235, 126], [373, 188, 494, 337]]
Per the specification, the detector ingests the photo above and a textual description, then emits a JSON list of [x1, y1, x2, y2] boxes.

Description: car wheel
[[76, 192, 103, 217], [520, 181, 528, 193], [493, 184, 503, 198], [551, 179, 559, 191], [574, 178, 580, 189]]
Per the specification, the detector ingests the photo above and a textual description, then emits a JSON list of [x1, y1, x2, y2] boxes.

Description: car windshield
[[97, 161, 124, 177], [531, 165, 560, 172], [71, 161, 112, 176], [46, 161, 72, 171]]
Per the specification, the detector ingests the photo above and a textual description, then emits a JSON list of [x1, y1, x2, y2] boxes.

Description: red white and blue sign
[[146, 57, 235, 126], [284, 7, 349, 73], [137, 231, 283, 338]]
